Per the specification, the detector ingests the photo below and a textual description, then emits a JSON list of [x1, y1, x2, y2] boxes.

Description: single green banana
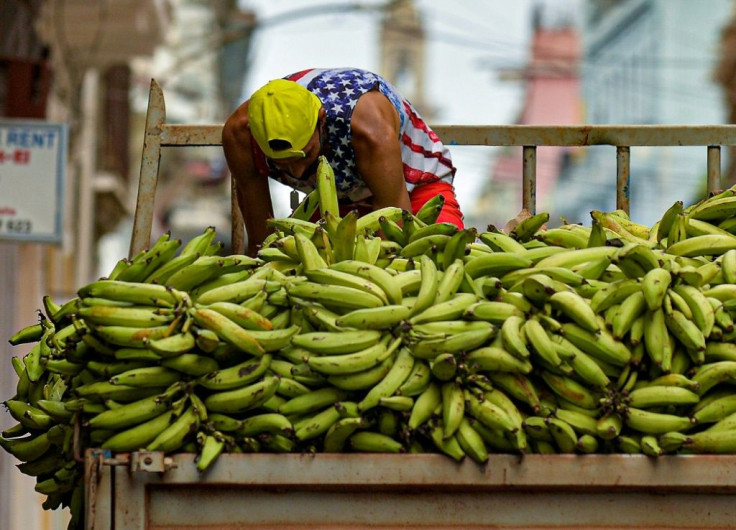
[[596, 412, 623, 441], [524, 318, 563, 369], [534, 227, 588, 249], [641, 267, 672, 310], [626, 385, 700, 409], [307, 335, 399, 376], [692, 393, 736, 424], [334, 304, 411, 330], [464, 389, 516, 433], [101, 397, 188, 452], [87, 383, 183, 430], [203, 375, 280, 414], [0, 431, 54, 462], [429, 353, 457, 382], [147, 331, 197, 358], [348, 431, 404, 453], [396, 359, 432, 397], [407, 381, 442, 430], [409, 323, 495, 360], [624, 407, 694, 435], [160, 353, 219, 377], [523, 416, 554, 442], [108, 366, 182, 388], [611, 290, 647, 340], [327, 356, 395, 391], [589, 277, 643, 314], [323, 417, 366, 452], [510, 212, 550, 242], [78, 280, 178, 307], [546, 416, 578, 453], [408, 292, 478, 325], [190, 307, 265, 356], [146, 404, 200, 453], [667, 233, 736, 257], [664, 308, 706, 354], [359, 347, 414, 412], [455, 417, 489, 464], [683, 430, 736, 454], [328, 259, 402, 305], [478, 229, 528, 254], [462, 300, 525, 325], [291, 329, 382, 355], [554, 407, 598, 437], [465, 346, 533, 374], [561, 322, 632, 367], [304, 267, 389, 305], [540, 371, 601, 410], [8, 321, 46, 346], [278, 387, 350, 417], [294, 406, 341, 441], [487, 372, 541, 413], [287, 281, 385, 311], [91, 324, 171, 349]]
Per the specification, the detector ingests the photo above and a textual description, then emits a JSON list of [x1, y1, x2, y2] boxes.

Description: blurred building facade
[[714, 0, 736, 188], [480, 0, 731, 228], [1, 1, 170, 528], [477, 5, 582, 228], [1, 1, 257, 524], [553, 0, 731, 226], [102, 0, 255, 269]]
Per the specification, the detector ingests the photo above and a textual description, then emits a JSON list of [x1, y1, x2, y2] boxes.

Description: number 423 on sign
[[0, 218, 33, 234]]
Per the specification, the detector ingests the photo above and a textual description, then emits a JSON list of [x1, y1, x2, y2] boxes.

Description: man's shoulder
[[223, 101, 251, 139]]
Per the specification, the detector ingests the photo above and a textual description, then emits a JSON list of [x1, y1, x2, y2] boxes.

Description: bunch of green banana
[[8, 177, 736, 529]]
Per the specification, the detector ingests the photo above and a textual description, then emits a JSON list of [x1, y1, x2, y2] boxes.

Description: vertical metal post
[[616, 146, 630, 215], [77, 69, 99, 284], [522, 146, 537, 214], [129, 79, 165, 258], [707, 145, 721, 194]]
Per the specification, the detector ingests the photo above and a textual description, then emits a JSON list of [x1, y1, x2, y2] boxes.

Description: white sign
[[0, 120, 67, 243]]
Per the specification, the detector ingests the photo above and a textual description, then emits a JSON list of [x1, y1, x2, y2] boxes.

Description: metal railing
[[132, 79, 736, 257]]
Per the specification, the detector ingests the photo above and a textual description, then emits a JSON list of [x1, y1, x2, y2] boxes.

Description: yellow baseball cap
[[247, 78, 322, 159]]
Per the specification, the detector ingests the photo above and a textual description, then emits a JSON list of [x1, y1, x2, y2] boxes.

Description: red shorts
[[409, 181, 464, 228]]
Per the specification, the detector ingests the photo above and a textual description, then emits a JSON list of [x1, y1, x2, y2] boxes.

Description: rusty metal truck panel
[[87, 451, 736, 529]]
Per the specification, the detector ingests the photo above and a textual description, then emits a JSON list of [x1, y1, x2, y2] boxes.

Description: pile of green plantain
[[4, 156, 736, 528]]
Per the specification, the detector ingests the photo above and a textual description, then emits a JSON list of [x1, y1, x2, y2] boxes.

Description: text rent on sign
[[0, 120, 67, 243]]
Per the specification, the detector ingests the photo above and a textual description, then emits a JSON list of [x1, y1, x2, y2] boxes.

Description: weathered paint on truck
[[86, 450, 736, 529]]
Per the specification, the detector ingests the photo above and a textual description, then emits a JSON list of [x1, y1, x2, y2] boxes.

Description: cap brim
[[262, 146, 307, 160]]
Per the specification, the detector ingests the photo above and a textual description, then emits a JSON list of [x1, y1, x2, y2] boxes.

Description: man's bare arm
[[351, 91, 412, 212], [222, 104, 275, 256]]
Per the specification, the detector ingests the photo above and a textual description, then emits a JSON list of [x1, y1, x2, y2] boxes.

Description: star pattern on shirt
[[309, 69, 384, 196]]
